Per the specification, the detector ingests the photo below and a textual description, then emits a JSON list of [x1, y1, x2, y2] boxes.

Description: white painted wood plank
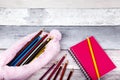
[[28, 69, 120, 80], [0, 26, 120, 79], [1, 49, 120, 70], [0, 0, 120, 8], [29, 49, 120, 80], [44, 49, 120, 70], [0, 49, 120, 79], [0, 26, 120, 49], [28, 68, 86, 80], [28, 49, 120, 80], [1, 8, 120, 25]]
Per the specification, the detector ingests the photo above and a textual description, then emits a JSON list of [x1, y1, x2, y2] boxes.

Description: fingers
[[1, 30, 62, 80]]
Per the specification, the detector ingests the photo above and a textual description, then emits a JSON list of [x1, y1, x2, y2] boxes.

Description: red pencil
[[47, 54, 67, 80], [60, 60, 68, 80], [8, 30, 43, 65], [53, 65, 62, 80], [67, 69, 74, 80], [39, 62, 57, 80], [16, 34, 48, 66]]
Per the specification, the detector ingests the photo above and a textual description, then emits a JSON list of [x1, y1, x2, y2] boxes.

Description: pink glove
[[0, 29, 62, 80]]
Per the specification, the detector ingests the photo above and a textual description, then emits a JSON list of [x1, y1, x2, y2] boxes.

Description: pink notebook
[[69, 36, 116, 80]]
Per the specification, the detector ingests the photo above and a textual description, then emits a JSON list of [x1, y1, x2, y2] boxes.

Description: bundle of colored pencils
[[39, 54, 74, 80], [7, 30, 74, 80], [8, 30, 51, 66]]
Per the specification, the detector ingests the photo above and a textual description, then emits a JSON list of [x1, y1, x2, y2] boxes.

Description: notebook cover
[[70, 36, 116, 80]]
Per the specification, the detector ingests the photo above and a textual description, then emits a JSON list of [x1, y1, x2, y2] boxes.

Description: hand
[[0, 29, 62, 80]]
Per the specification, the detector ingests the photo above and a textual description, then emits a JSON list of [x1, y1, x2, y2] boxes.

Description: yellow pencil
[[87, 37, 100, 79], [31, 47, 45, 62]]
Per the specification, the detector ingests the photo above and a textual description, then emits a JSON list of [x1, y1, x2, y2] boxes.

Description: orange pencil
[[39, 62, 57, 80], [47, 54, 67, 80], [53, 65, 62, 80], [60, 60, 68, 80]]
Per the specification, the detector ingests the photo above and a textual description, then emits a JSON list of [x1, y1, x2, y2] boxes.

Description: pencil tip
[[66, 60, 69, 64], [86, 37, 89, 39], [71, 68, 74, 72], [64, 54, 67, 57], [49, 36, 54, 40], [41, 28, 45, 31], [55, 61, 58, 64], [47, 38, 52, 41]]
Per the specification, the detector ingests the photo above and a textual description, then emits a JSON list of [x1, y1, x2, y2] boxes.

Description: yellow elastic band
[[87, 37, 100, 79]]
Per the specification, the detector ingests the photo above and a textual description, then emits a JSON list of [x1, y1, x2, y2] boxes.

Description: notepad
[[69, 36, 116, 80]]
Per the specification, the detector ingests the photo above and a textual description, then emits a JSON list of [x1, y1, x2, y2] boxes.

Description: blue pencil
[[9, 37, 40, 66], [13, 37, 41, 66], [7, 30, 43, 66]]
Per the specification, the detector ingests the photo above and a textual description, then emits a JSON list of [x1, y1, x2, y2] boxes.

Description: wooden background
[[0, 8, 120, 80], [1, 0, 120, 8]]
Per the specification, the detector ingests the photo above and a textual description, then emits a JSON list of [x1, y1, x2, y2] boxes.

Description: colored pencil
[[60, 60, 68, 80], [47, 54, 67, 80], [7, 30, 43, 66], [67, 69, 74, 80], [31, 46, 45, 62], [16, 34, 48, 66], [87, 37, 100, 79], [21, 38, 51, 65], [11, 37, 40, 66], [39, 62, 57, 80], [53, 65, 62, 80]]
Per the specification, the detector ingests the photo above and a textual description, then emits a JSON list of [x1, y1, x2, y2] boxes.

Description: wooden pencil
[[21, 38, 51, 65], [12, 37, 40, 66], [47, 54, 67, 80], [53, 65, 62, 80], [39, 62, 57, 80], [87, 37, 100, 79], [60, 60, 68, 80], [31, 44, 46, 62], [7, 30, 43, 66], [67, 69, 74, 80], [16, 34, 48, 66]]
